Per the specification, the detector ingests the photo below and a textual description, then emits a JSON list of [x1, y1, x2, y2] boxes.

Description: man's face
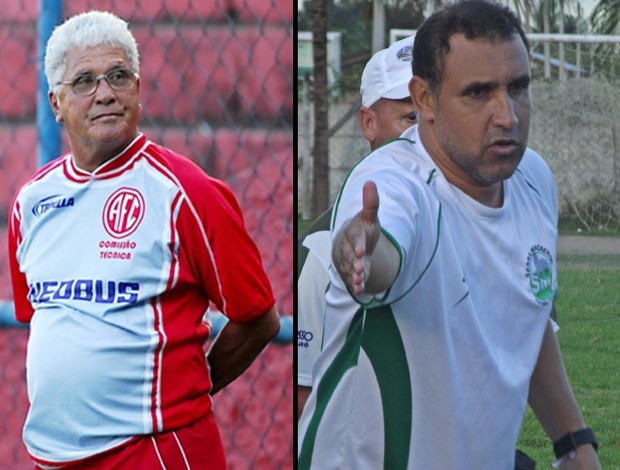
[[362, 97, 418, 150], [49, 45, 141, 167], [429, 33, 531, 189]]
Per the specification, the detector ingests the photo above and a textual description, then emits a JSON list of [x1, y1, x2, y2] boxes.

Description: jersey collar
[[64, 133, 148, 182]]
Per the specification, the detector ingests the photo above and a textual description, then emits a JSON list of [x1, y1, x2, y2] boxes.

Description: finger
[[353, 257, 365, 275], [333, 233, 361, 286], [351, 259, 365, 294], [354, 242, 365, 259], [352, 274, 364, 295], [360, 181, 379, 225]]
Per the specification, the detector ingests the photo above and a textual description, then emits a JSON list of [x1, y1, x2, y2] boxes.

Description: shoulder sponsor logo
[[396, 45, 413, 62], [298, 330, 314, 349], [32, 195, 74, 217], [102, 187, 145, 239], [525, 245, 554, 305]]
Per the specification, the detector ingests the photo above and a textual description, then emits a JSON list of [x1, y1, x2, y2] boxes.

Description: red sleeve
[[176, 174, 275, 324], [7, 199, 34, 323]]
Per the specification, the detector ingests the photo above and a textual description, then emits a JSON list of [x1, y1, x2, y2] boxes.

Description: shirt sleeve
[[176, 175, 275, 324], [7, 198, 34, 323]]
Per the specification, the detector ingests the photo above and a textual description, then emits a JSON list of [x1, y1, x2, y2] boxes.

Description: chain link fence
[[0, 1, 293, 468]]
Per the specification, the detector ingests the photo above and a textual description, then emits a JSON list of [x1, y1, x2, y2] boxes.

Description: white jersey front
[[9, 134, 275, 466], [298, 125, 558, 469]]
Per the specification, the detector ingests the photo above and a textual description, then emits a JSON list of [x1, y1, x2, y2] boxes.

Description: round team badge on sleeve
[[525, 245, 554, 305], [102, 187, 146, 239]]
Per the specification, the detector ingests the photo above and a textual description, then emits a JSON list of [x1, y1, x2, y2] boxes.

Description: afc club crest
[[102, 187, 145, 239]]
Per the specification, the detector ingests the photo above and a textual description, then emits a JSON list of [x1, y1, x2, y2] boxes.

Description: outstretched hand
[[332, 181, 382, 295]]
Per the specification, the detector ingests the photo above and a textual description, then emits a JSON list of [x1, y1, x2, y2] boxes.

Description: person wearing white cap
[[359, 35, 418, 150], [299, 1, 599, 469], [297, 35, 417, 419]]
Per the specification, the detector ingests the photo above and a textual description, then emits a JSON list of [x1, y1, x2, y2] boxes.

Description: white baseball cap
[[360, 35, 415, 108]]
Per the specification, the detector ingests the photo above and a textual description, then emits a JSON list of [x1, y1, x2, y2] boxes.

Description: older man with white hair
[[9, 10, 279, 469]]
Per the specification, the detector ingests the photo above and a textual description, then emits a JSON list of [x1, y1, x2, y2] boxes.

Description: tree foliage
[[299, 0, 426, 58], [590, 0, 620, 71], [298, 0, 427, 96], [591, 0, 620, 35]]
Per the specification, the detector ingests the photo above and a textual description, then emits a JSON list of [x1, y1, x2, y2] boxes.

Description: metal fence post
[[37, 0, 63, 168]]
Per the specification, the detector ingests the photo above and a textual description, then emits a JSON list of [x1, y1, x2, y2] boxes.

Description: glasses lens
[[107, 69, 133, 89], [72, 74, 97, 95], [70, 69, 134, 95]]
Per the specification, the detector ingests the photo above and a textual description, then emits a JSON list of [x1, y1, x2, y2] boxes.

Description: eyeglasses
[[59, 68, 137, 96]]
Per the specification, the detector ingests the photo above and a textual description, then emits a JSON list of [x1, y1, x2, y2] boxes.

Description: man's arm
[[298, 385, 312, 420], [332, 181, 400, 295], [528, 320, 600, 469], [206, 305, 280, 394]]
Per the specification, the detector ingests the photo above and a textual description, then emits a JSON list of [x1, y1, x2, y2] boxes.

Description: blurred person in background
[[298, 1, 599, 468], [8, 10, 279, 470]]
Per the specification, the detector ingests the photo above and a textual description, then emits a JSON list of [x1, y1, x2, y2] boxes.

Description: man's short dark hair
[[412, 0, 529, 95]]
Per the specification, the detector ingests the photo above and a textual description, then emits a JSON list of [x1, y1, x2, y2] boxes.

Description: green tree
[[590, 0, 620, 75], [298, 0, 426, 85], [591, 0, 620, 35], [529, 0, 580, 33], [298, 0, 372, 97], [503, 0, 537, 30]]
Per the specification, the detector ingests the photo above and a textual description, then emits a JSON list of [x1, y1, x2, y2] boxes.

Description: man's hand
[[557, 444, 600, 470], [332, 181, 398, 295], [207, 306, 280, 394]]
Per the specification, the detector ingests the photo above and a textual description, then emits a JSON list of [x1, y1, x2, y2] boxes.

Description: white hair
[[45, 10, 140, 93]]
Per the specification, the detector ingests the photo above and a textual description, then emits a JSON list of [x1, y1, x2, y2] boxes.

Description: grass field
[[518, 253, 620, 468], [299, 216, 619, 466]]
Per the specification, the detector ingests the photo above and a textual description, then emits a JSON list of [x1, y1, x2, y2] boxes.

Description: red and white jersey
[[8, 133, 275, 466]]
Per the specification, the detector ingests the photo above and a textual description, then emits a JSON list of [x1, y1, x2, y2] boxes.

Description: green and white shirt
[[298, 125, 558, 470]]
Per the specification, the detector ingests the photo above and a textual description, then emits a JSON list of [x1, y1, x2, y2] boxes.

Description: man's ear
[[49, 91, 62, 123], [359, 106, 377, 145], [409, 76, 435, 123]]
